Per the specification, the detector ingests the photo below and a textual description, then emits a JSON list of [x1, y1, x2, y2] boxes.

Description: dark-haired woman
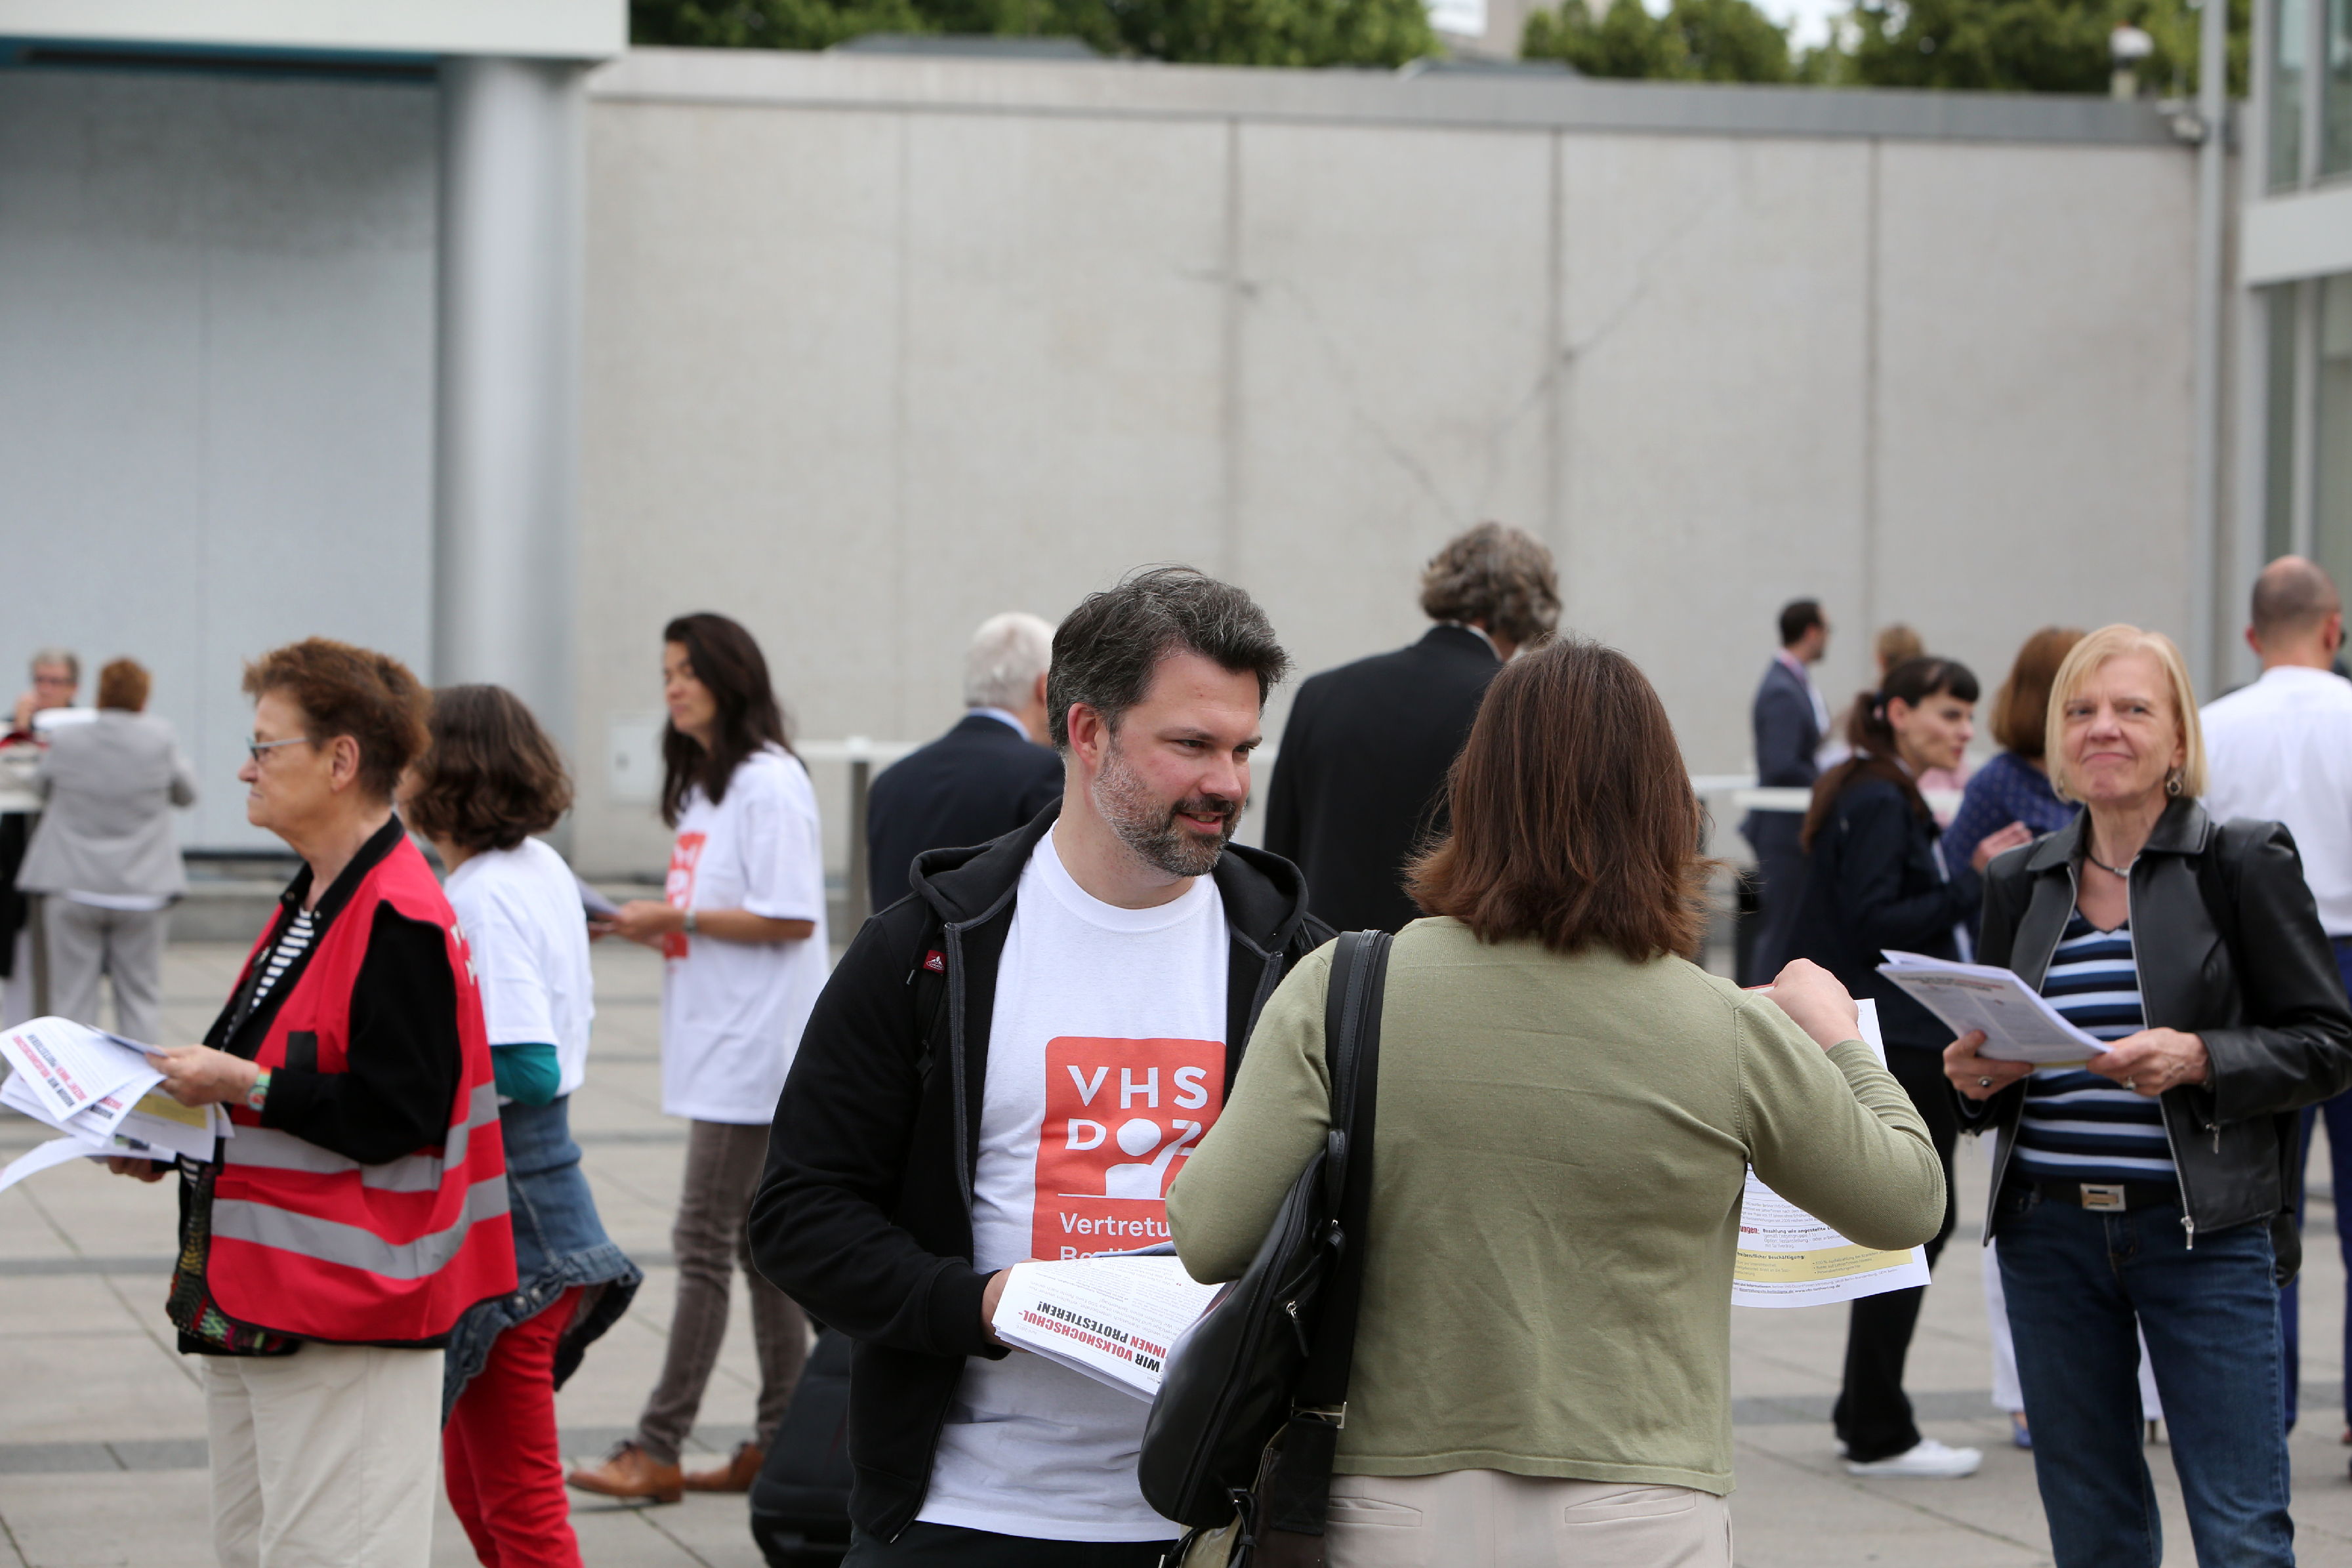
[[401, 686, 641, 1568], [1788, 655, 2032, 1479], [569, 613, 823, 1502], [1937, 627, 2088, 1449], [1171, 638, 1946, 1567]]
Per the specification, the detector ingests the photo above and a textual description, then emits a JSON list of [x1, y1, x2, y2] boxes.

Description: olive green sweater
[[1166, 918, 1945, 1496]]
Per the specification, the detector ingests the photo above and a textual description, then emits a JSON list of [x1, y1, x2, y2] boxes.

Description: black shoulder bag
[[1140, 928, 1392, 1567]]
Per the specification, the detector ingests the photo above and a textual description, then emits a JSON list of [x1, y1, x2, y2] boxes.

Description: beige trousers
[[204, 1344, 443, 1568], [1323, 1470, 1732, 1568]]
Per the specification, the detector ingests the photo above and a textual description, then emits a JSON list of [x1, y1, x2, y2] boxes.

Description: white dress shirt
[[2200, 664, 2352, 938]]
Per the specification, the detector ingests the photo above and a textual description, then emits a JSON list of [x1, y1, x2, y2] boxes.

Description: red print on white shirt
[[663, 832, 707, 960], [1033, 1036, 1225, 1260]]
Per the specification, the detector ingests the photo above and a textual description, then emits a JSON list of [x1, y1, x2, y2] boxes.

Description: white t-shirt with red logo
[[659, 745, 829, 1124], [917, 829, 1229, 1542]]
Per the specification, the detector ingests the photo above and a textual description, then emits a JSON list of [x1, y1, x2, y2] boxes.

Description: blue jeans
[[1996, 1189, 2293, 1568], [2280, 936, 2352, 1432]]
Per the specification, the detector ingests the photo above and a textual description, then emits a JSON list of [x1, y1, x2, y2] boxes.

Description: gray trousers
[[45, 897, 167, 1045], [636, 1118, 808, 1464]]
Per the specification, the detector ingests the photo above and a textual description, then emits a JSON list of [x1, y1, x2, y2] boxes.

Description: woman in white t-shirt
[[567, 612, 827, 1504], [400, 684, 642, 1568]]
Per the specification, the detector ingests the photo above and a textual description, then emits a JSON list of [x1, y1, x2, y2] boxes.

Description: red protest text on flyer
[[1033, 1035, 1225, 1261]]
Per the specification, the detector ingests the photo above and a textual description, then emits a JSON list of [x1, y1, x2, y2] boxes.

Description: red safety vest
[[207, 836, 516, 1344]]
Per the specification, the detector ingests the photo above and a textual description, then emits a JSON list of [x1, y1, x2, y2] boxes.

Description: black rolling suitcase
[[749, 1328, 854, 1568]]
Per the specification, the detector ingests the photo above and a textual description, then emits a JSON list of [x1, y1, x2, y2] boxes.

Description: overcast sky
[[1752, 0, 1845, 51]]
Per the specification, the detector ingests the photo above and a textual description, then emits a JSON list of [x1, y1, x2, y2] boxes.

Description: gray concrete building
[[0, 6, 2237, 885]]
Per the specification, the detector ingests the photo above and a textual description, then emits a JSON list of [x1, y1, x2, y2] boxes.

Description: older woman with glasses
[[113, 638, 515, 1568], [1947, 624, 2352, 1568]]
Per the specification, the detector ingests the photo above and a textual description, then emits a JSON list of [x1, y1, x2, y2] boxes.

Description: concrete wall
[[0, 68, 438, 851], [571, 51, 2202, 877], [0, 54, 2208, 880]]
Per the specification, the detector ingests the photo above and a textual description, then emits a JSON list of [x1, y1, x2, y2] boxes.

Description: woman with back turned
[[568, 613, 827, 1502], [1170, 638, 1946, 1567], [1948, 625, 2352, 1567]]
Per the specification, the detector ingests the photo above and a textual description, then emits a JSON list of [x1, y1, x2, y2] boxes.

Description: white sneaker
[[1844, 1438, 1983, 1477]]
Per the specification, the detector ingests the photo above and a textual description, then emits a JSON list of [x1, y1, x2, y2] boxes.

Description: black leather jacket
[[1965, 798, 2352, 1274]]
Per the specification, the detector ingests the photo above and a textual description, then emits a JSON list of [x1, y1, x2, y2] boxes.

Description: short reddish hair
[[1408, 638, 1714, 961], [242, 638, 429, 802]]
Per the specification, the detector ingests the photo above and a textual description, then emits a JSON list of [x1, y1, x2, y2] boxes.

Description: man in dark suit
[[1266, 522, 1561, 933], [866, 613, 1062, 910], [1740, 598, 1833, 984]]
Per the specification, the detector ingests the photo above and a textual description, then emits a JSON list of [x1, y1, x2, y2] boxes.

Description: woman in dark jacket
[[1790, 655, 2031, 1479], [1947, 625, 2352, 1568]]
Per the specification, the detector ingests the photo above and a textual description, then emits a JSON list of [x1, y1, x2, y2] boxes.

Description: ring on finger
[[1977, 1077, 1992, 1088]]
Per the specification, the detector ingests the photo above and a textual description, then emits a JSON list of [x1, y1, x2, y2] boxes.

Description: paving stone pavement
[[3, 941, 2349, 1567]]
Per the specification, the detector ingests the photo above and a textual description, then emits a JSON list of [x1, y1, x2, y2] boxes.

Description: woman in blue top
[[1942, 627, 2085, 905]]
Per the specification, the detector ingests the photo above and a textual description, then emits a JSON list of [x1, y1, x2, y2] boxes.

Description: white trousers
[[204, 1344, 442, 1568], [1323, 1471, 1731, 1568]]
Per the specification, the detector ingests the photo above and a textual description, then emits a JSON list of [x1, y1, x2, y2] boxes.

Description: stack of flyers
[[0, 1016, 229, 1191]]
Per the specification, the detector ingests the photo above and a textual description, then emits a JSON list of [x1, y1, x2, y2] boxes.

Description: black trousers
[[844, 1523, 1172, 1567], [1832, 1044, 1961, 1462], [1741, 819, 1809, 987]]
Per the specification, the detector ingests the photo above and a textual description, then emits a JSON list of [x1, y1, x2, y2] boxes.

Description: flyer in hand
[[1733, 1001, 1935, 1309], [0, 1016, 228, 1193], [1874, 950, 2110, 1065], [990, 1254, 1224, 1401]]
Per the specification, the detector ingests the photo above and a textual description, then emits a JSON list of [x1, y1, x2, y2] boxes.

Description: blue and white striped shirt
[[2011, 912, 2177, 1186]]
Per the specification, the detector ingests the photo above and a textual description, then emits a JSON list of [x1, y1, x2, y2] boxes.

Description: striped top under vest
[[2010, 911, 2177, 1187], [238, 909, 318, 1028]]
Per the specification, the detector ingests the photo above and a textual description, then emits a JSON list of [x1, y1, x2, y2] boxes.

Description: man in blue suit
[[867, 614, 1063, 911], [1739, 598, 1832, 985]]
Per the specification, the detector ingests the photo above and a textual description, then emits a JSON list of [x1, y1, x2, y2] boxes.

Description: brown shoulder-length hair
[[1407, 638, 1714, 961], [405, 685, 574, 854], [1989, 627, 2084, 758]]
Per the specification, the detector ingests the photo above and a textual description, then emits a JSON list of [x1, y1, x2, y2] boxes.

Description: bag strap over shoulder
[[1255, 930, 1392, 1548]]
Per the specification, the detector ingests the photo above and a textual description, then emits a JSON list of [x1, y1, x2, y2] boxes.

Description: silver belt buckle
[[2080, 1183, 2127, 1212]]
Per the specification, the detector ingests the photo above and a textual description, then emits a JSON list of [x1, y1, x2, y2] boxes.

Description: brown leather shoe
[[680, 1441, 764, 1493], [566, 1441, 683, 1503]]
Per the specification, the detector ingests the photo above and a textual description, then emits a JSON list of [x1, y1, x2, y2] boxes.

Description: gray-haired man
[[865, 612, 1065, 911]]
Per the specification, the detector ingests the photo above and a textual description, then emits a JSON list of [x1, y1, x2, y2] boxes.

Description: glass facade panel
[[2328, 0, 2352, 175], [2268, 285, 2302, 564], [2315, 276, 2352, 593], [2278, 0, 2311, 188]]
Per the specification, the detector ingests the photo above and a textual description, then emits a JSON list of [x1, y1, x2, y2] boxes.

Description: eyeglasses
[[246, 737, 314, 763]]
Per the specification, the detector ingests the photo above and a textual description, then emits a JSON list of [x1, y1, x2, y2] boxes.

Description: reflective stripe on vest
[[224, 1082, 501, 1195], [213, 1175, 512, 1281]]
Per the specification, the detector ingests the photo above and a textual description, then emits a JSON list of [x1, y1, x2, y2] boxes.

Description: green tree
[[1522, 0, 1794, 83], [1840, 0, 2248, 95], [631, 0, 1436, 65]]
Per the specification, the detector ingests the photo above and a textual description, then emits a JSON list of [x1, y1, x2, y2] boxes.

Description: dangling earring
[[2165, 768, 2184, 798]]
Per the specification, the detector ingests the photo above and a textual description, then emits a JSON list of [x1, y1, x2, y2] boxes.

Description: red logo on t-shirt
[[1033, 1036, 1225, 1260], [663, 832, 707, 960]]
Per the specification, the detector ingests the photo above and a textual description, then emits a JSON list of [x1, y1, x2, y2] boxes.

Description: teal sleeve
[[489, 1041, 561, 1107]]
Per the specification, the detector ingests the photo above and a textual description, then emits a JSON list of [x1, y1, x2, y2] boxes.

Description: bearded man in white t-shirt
[[752, 567, 1333, 1565]]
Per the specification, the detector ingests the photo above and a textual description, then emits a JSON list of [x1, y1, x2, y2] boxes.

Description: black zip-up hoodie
[[749, 804, 1331, 1542]]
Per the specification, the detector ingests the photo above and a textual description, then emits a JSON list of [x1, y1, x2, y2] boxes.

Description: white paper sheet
[[990, 1255, 1224, 1401], [1733, 1001, 1936, 1310], [3, 1056, 224, 1172], [1875, 951, 2111, 1065], [0, 1136, 105, 1194], [0, 1017, 158, 1118]]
